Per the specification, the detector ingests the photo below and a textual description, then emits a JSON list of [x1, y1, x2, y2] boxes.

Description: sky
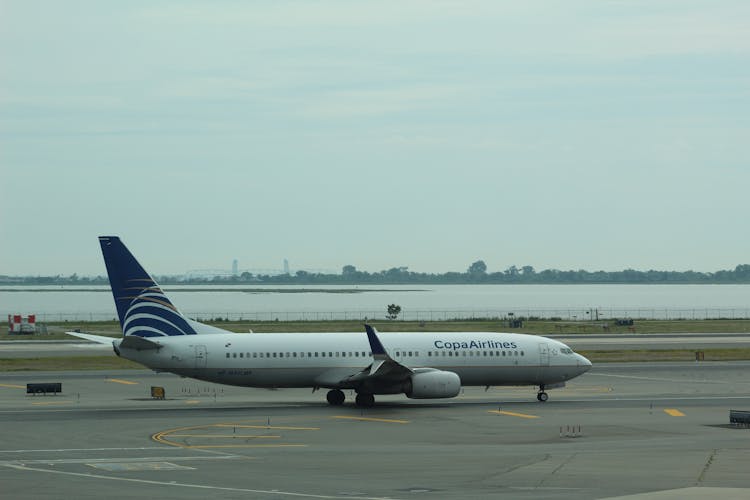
[[1, 1, 749, 276]]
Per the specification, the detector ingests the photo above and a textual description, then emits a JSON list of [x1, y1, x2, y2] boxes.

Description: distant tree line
[[3, 262, 750, 285]]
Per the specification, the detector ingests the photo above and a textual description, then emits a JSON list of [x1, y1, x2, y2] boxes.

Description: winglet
[[365, 324, 388, 359], [364, 324, 412, 378]]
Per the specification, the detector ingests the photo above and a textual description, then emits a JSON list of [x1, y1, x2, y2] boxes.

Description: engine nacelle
[[405, 370, 461, 399]]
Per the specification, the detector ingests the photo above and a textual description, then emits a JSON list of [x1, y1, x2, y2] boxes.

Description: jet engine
[[404, 370, 461, 399]]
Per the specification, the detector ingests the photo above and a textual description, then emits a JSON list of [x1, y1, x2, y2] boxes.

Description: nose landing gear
[[537, 384, 549, 402]]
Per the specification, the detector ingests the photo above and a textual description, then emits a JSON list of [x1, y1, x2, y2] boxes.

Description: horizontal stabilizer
[[120, 335, 161, 350], [65, 331, 117, 345]]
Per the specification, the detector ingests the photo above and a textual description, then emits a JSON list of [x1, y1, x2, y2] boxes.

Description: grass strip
[[580, 348, 750, 363], [6, 318, 750, 341], [0, 356, 142, 372]]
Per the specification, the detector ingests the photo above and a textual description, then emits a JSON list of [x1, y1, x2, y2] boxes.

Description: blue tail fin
[[99, 236, 197, 338]]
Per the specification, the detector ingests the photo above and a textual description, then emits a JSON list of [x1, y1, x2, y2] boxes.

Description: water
[[2, 284, 750, 321]]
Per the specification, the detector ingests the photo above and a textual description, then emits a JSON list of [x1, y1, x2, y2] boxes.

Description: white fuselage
[[116, 331, 591, 392]]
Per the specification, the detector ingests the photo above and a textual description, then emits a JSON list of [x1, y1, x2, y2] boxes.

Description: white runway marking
[[586, 373, 728, 384], [0, 463, 397, 500], [0, 447, 178, 454], [0, 455, 240, 465]]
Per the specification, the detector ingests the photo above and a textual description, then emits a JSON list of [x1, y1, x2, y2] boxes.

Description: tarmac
[[1, 362, 750, 499]]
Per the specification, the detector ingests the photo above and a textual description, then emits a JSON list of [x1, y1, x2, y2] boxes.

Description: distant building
[[232, 259, 238, 276], [283, 259, 290, 275], [8, 314, 36, 334]]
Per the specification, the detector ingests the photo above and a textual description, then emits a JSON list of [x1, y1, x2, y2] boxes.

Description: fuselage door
[[195, 345, 207, 369], [539, 342, 550, 367]]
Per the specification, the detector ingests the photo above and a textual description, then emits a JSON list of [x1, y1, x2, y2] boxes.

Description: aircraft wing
[[333, 325, 414, 389]]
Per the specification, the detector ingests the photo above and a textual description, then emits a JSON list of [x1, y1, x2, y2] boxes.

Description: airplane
[[68, 236, 592, 407]]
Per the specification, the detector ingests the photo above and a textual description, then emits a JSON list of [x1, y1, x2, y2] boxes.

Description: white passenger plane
[[68, 236, 592, 407]]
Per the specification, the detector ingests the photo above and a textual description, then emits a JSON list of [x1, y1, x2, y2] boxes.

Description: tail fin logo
[[99, 236, 197, 338], [120, 281, 197, 338]]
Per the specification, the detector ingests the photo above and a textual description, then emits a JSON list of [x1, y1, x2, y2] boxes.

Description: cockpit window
[[560, 348, 573, 354]]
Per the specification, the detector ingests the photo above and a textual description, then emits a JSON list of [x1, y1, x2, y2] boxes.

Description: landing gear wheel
[[326, 389, 345, 406], [355, 393, 375, 407], [537, 392, 549, 402]]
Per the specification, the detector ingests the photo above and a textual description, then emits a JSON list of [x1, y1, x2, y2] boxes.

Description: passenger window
[[293, 352, 297, 357], [521, 351, 524, 356], [226, 353, 230, 358], [232, 353, 237, 358], [428, 352, 432, 357], [329, 352, 333, 357], [502, 351, 506, 356], [253, 353, 257, 358]]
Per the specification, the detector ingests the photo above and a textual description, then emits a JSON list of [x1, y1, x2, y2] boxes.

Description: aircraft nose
[[577, 354, 592, 372]]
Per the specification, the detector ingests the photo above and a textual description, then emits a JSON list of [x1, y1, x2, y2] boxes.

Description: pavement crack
[[503, 454, 550, 476], [481, 453, 551, 483], [696, 449, 717, 485], [537, 453, 577, 488]]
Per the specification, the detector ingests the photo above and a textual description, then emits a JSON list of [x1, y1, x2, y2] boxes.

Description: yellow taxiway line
[[664, 408, 686, 417], [215, 424, 320, 431], [167, 434, 281, 439], [332, 416, 410, 424], [188, 444, 308, 449], [487, 410, 540, 419], [106, 378, 139, 385], [153, 422, 318, 449], [0, 383, 26, 389]]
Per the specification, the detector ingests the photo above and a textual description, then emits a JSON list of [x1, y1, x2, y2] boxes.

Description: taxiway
[[1, 362, 749, 499]]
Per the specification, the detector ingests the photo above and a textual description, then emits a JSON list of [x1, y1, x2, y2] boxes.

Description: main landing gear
[[326, 389, 345, 406], [537, 385, 549, 402], [325, 389, 376, 407], [355, 393, 375, 408]]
